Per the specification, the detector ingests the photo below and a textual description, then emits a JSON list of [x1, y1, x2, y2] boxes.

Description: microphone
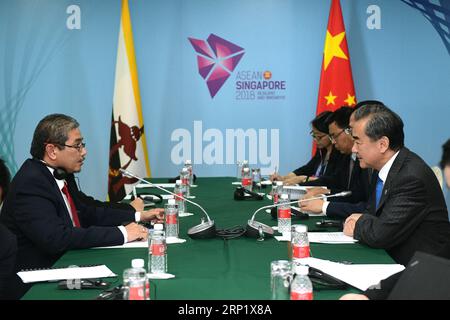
[[119, 168, 216, 239], [246, 191, 352, 238]]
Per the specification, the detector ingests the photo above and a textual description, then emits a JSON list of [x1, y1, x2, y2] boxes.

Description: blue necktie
[[375, 177, 384, 209]]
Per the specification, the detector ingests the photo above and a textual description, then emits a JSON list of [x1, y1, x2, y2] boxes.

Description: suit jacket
[[66, 174, 135, 211], [326, 170, 378, 220], [302, 154, 372, 204], [354, 148, 450, 265], [0, 223, 17, 300], [0, 159, 136, 298], [292, 147, 343, 178]]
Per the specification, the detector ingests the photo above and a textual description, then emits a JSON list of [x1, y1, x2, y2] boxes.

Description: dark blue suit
[[0, 159, 136, 298]]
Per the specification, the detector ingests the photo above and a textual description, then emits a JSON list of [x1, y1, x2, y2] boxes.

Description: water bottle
[[277, 193, 291, 234], [252, 168, 261, 192], [291, 224, 310, 261], [165, 199, 179, 238], [180, 167, 190, 197], [241, 160, 249, 177], [290, 264, 313, 300], [174, 179, 186, 215], [272, 181, 283, 204], [185, 159, 194, 185], [123, 258, 148, 300], [242, 167, 253, 191], [148, 224, 167, 274]]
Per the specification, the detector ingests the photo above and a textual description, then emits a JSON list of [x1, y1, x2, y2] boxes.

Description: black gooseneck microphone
[[119, 168, 216, 239], [246, 191, 352, 238]]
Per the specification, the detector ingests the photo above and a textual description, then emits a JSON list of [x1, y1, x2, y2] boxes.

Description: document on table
[[17, 265, 116, 283], [92, 238, 186, 249], [307, 232, 358, 244], [290, 206, 326, 217], [136, 183, 175, 188], [296, 257, 405, 291]]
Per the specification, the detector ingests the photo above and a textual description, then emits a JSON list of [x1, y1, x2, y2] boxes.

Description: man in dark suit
[[0, 114, 164, 299], [343, 104, 450, 265]]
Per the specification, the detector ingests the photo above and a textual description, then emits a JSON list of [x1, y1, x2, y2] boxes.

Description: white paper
[[146, 273, 175, 279], [290, 206, 326, 217], [296, 257, 405, 291], [283, 185, 327, 190], [17, 265, 116, 283], [136, 183, 175, 188], [166, 237, 187, 244], [179, 212, 194, 217], [307, 232, 358, 244], [260, 180, 273, 185], [231, 182, 242, 185], [274, 234, 291, 242], [93, 237, 186, 249]]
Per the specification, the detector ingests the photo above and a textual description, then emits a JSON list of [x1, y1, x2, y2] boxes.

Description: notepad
[[296, 257, 405, 291], [17, 265, 116, 283]]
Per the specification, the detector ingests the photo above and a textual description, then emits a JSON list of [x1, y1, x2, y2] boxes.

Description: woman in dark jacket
[[271, 111, 343, 185]]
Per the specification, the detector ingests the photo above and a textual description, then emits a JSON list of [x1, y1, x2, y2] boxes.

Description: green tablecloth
[[22, 177, 394, 300]]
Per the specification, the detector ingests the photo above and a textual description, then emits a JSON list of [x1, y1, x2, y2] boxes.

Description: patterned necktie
[[61, 182, 81, 227], [375, 177, 384, 209]]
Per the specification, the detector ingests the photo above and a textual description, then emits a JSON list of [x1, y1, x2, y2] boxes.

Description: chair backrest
[[431, 166, 443, 190]]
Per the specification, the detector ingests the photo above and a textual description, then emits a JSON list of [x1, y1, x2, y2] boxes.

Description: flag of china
[[316, 0, 356, 115]]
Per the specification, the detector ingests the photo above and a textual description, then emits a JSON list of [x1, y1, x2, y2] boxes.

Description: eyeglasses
[[328, 127, 352, 143], [309, 131, 327, 141], [62, 142, 86, 152]]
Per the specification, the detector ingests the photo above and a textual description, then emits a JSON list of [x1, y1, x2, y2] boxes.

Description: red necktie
[[61, 182, 81, 227]]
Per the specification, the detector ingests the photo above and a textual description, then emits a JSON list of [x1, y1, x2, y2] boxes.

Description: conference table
[[22, 177, 395, 300]]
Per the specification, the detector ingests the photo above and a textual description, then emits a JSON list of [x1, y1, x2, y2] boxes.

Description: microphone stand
[[246, 191, 352, 239], [119, 168, 216, 239]]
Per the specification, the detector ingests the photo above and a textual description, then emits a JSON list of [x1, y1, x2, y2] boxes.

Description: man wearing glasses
[[301, 107, 372, 216], [0, 114, 164, 299]]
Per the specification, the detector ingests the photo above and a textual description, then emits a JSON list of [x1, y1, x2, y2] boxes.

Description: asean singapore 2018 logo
[[188, 34, 245, 98], [188, 34, 286, 100]]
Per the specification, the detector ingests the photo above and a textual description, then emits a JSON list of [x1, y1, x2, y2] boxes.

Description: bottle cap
[[294, 224, 308, 233], [294, 264, 309, 275], [154, 224, 164, 231], [280, 193, 289, 200], [131, 258, 145, 268], [168, 199, 176, 205]]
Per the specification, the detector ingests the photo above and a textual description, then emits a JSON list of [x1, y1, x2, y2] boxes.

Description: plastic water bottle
[[252, 168, 261, 192], [241, 160, 249, 177], [174, 179, 186, 215], [148, 224, 167, 274], [291, 224, 310, 261], [277, 193, 291, 234], [123, 259, 148, 300], [242, 167, 253, 191], [165, 199, 179, 238], [180, 167, 190, 197], [185, 159, 194, 185], [290, 265, 313, 300], [272, 181, 283, 204]]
